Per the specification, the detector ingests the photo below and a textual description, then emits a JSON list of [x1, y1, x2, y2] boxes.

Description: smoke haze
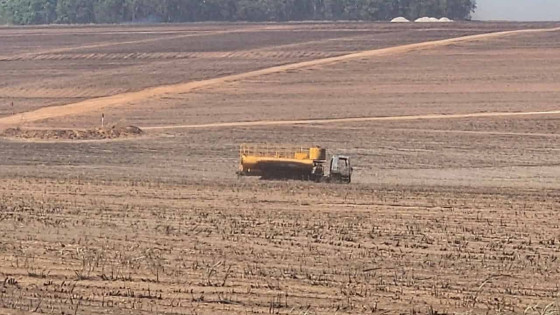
[[474, 0, 560, 21]]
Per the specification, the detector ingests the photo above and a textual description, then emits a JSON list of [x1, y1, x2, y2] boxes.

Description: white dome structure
[[391, 17, 410, 23], [415, 17, 451, 23], [415, 17, 432, 22]]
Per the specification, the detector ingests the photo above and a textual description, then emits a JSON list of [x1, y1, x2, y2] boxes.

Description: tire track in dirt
[[143, 110, 560, 130], [0, 87, 121, 99], [10, 50, 336, 62], [0, 25, 291, 62], [0, 28, 361, 100], [387, 128, 560, 138], [1, 26, 559, 130], [4, 30, 371, 62], [0, 49, 336, 100]]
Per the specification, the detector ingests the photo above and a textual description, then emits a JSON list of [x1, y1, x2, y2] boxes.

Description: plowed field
[[1, 22, 559, 315]]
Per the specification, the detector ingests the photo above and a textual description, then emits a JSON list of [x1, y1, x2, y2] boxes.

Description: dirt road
[[0, 26, 559, 130], [142, 110, 560, 130]]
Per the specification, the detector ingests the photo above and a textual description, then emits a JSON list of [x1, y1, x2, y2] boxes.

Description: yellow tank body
[[238, 144, 326, 179], [240, 156, 315, 176], [309, 147, 327, 160]]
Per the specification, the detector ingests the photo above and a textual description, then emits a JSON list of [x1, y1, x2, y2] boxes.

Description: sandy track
[[1, 26, 559, 130], [143, 110, 560, 130], [390, 128, 560, 138]]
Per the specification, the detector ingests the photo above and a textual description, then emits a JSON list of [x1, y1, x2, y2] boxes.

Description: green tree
[[447, 0, 476, 20], [0, 0, 478, 25], [360, 0, 395, 20], [150, 0, 193, 22], [55, 0, 94, 23], [94, 0, 125, 23], [198, 0, 237, 21], [123, 0, 158, 22], [1, 0, 56, 24], [323, 0, 346, 19], [236, 0, 271, 21], [0, 1, 9, 23], [417, 0, 443, 18]]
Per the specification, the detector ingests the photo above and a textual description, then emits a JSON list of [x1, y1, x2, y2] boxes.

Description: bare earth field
[[1, 22, 560, 314]]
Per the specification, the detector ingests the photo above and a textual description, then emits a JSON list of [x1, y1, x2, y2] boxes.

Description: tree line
[[0, 0, 476, 25]]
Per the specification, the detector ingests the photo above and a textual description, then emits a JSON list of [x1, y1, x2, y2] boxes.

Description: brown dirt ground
[[1, 22, 560, 315], [0, 179, 559, 315], [1, 127, 142, 142], [0, 22, 556, 119]]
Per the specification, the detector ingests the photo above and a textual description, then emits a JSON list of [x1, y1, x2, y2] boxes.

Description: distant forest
[[0, 0, 476, 25]]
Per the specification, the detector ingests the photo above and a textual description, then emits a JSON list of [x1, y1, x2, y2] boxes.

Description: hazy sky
[[473, 0, 560, 21]]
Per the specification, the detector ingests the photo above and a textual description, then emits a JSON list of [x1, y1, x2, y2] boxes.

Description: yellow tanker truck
[[237, 144, 352, 183]]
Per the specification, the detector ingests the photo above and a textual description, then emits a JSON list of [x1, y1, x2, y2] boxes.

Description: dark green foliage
[[55, 0, 94, 23], [1, 0, 57, 24], [0, 0, 476, 25]]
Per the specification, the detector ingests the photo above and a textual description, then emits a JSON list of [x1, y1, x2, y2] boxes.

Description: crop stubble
[[0, 179, 559, 314]]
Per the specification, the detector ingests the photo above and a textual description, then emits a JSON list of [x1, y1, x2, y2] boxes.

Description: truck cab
[[330, 155, 352, 183]]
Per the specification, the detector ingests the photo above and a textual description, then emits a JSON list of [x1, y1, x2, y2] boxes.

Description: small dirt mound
[[1, 125, 144, 141]]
